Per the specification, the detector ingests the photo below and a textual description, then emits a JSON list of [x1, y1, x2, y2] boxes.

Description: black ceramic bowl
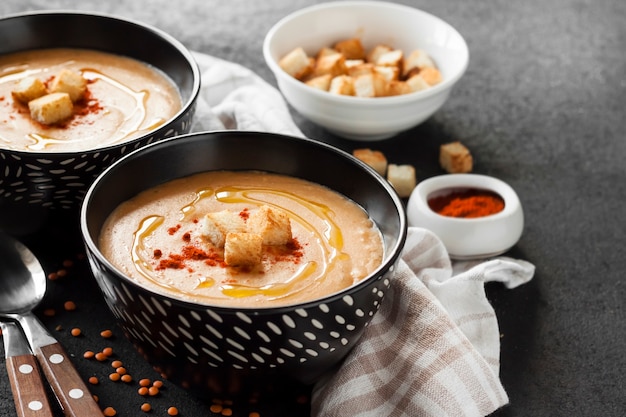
[[80, 131, 407, 398], [0, 11, 200, 236]]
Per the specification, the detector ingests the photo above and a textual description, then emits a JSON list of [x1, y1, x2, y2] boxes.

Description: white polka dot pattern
[[88, 250, 394, 393], [0, 112, 193, 212]]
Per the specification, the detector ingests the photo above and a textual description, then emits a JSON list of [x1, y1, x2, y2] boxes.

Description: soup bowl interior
[[81, 131, 407, 397], [0, 11, 200, 236]]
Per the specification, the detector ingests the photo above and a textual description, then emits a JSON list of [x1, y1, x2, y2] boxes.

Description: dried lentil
[[103, 407, 116, 416]]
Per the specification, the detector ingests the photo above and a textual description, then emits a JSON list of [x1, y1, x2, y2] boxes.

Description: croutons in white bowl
[[263, 1, 469, 141]]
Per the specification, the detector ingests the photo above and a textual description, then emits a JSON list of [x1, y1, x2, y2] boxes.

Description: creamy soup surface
[[0, 48, 181, 152], [99, 171, 384, 307]]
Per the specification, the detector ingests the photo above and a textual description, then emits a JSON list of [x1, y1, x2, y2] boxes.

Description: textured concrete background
[[0, 0, 625, 416]]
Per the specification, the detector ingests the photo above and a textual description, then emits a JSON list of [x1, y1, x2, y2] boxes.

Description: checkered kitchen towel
[[311, 227, 534, 417], [189, 51, 535, 417]]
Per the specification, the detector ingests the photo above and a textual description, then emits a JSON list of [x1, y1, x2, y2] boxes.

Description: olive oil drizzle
[[132, 184, 350, 302]]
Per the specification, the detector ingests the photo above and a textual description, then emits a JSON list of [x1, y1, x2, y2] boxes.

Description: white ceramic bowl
[[263, 1, 469, 141], [407, 174, 524, 260]]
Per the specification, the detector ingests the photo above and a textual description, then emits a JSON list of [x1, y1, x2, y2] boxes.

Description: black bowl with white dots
[[0, 11, 200, 236], [80, 131, 407, 397]]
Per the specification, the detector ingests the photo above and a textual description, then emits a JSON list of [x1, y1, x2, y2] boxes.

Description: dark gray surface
[[1, 0, 624, 416]]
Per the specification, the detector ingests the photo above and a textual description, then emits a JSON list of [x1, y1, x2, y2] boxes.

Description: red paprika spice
[[428, 188, 504, 218]]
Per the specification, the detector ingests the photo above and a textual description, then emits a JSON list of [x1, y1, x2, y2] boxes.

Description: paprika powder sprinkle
[[428, 188, 504, 218]]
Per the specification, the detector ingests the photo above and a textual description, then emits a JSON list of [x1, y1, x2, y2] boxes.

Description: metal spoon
[[0, 231, 102, 416], [1, 320, 54, 417]]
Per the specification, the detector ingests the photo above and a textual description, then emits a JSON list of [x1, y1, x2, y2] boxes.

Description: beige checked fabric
[[311, 227, 534, 417]]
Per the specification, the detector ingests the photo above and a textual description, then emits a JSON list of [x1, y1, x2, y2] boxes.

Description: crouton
[[247, 205, 292, 246], [354, 73, 387, 98], [224, 232, 263, 267], [333, 38, 366, 60], [316, 47, 338, 60], [49, 69, 87, 102], [375, 49, 403, 69], [201, 210, 247, 248], [406, 73, 431, 92], [373, 65, 399, 82], [28, 92, 74, 125], [353, 148, 388, 176], [345, 59, 365, 70], [439, 141, 473, 173], [403, 49, 436, 77], [385, 80, 412, 96], [347, 62, 375, 78], [305, 74, 332, 91], [366, 44, 393, 64], [279, 47, 314, 80], [312, 52, 347, 78], [387, 164, 417, 198], [418, 66, 443, 86], [11, 76, 47, 104], [329, 75, 355, 96]]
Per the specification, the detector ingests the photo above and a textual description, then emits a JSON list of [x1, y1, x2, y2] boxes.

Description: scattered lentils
[[100, 329, 114, 339], [103, 406, 117, 416], [167, 406, 179, 416], [70, 328, 82, 337], [140, 403, 151, 412], [64, 300, 77, 311]]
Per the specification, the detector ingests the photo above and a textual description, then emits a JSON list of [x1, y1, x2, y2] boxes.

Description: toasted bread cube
[[316, 47, 338, 60], [334, 38, 366, 60], [376, 49, 404, 69], [11, 76, 47, 104], [353, 148, 388, 176], [49, 69, 87, 102], [305, 74, 332, 91], [354, 73, 387, 98], [373, 65, 399, 82], [345, 59, 365, 69], [385, 80, 412, 96], [439, 141, 473, 173], [403, 49, 436, 77], [387, 164, 417, 198], [247, 205, 292, 246], [202, 210, 247, 248], [347, 62, 375, 78], [312, 53, 347, 78], [28, 92, 73, 125], [406, 73, 431, 92], [224, 233, 263, 266], [329, 75, 355, 96], [418, 67, 443, 86], [366, 44, 393, 64], [279, 47, 314, 80]]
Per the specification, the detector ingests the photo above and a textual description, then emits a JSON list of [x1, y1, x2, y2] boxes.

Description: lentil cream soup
[[0, 48, 181, 152], [99, 171, 384, 307]]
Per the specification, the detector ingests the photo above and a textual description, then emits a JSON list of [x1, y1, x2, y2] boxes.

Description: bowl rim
[[263, 0, 470, 105], [80, 130, 408, 314], [409, 173, 523, 223], [0, 10, 201, 156]]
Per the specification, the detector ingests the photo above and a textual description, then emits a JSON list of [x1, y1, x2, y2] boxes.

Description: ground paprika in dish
[[428, 188, 505, 218]]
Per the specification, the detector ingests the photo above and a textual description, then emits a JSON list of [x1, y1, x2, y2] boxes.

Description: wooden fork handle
[[5, 353, 55, 417], [35, 343, 102, 417]]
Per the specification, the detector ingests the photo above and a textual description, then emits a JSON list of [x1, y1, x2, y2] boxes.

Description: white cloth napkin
[[189, 51, 535, 417]]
